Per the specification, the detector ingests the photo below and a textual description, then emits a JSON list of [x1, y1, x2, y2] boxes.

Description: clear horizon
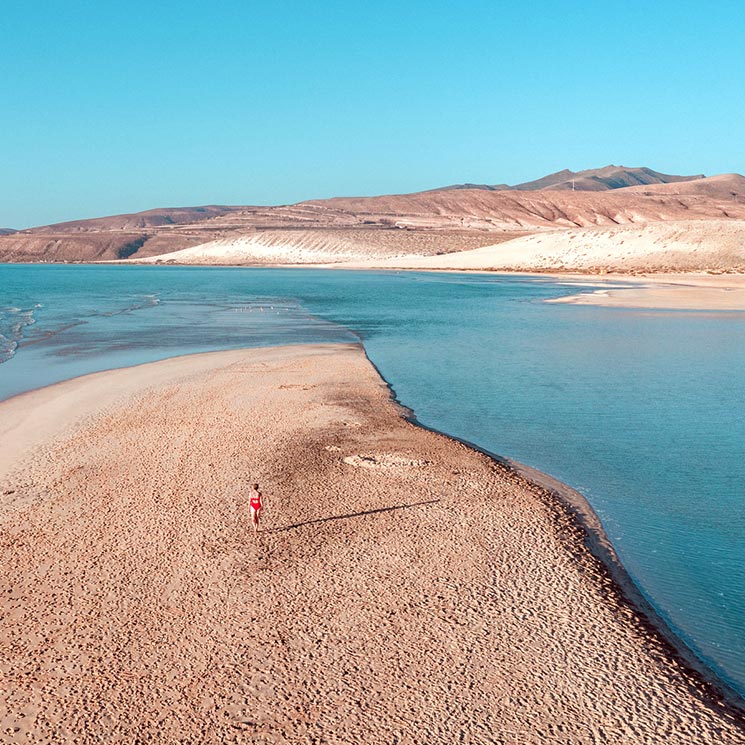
[[3, 0, 744, 228]]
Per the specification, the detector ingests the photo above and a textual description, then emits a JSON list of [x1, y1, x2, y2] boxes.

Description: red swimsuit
[[250, 494, 262, 511]]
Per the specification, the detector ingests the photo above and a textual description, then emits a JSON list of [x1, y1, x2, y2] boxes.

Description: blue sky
[[2, 1, 744, 227]]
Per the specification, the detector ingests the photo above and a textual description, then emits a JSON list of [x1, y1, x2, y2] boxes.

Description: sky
[[1, 0, 744, 228]]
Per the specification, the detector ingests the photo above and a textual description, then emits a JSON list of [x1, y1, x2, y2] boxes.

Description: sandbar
[[1, 344, 744, 742], [542, 273, 745, 310]]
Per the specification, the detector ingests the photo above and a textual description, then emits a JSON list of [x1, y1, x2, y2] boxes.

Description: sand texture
[[1, 345, 744, 743]]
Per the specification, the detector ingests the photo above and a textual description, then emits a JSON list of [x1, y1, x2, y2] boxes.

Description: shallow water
[[2, 264, 745, 695]]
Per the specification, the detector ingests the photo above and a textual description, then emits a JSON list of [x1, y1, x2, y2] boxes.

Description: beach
[[1, 344, 744, 743], [543, 273, 745, 310]]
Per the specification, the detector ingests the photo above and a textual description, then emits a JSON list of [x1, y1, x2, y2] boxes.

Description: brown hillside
[[0, 232, 207, 263], [2, 169, 745, 264], [434, 165, 704, 193], [27, 206, 243, 233], [308, 186, 745, 229], [621, 173, 745, 199], [514, 165, 704, 192]]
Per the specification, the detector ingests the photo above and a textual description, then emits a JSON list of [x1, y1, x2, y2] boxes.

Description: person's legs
[[251, 506, 261, 533]]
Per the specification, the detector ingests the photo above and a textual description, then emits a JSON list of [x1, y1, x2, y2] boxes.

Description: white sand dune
[[341, 219, 745, 273], [134, 229, 501, 265], [139, 232, 361, 265], [135, 219, 745, 274]]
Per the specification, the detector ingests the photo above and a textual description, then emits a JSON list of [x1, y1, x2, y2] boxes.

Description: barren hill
[[435, 165, 705, 193], [622, 173, 745, 199], [2, 169, 744, 266], [132, 184, 745, 266], [302, 182, 744, 229], [0, 206, 246, 262], [515, 165, 704, 192], [25, 205, 243, 233]]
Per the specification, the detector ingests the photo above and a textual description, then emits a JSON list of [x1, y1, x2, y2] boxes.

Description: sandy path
[[1, 345, 743, 743]]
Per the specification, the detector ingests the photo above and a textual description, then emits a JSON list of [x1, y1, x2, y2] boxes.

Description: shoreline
[[329, 267, 745, 310], [3, 338, 745, 711], [361, 346, 745, 712], [7, 260, 745, 310], [2, 345, 745, 741]]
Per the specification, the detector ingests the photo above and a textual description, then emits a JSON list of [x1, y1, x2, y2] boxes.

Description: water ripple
[[0, 304, 41, 364]]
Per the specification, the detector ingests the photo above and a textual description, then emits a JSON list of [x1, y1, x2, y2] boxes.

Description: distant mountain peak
[[433, 165, 706, 193]]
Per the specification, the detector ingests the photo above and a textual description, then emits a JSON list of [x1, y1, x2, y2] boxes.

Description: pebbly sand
[[1, 344, 744, 743]]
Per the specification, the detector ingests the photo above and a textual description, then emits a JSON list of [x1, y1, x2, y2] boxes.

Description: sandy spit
[[543, 273, 745, 310], [1, 345, 744, 743]]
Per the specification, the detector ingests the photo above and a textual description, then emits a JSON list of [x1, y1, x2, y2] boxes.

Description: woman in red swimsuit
[[249, 483, 263, 534]]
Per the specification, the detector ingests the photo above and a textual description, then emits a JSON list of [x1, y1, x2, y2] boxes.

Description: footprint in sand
[[329, 419, 362, 428], [343, 453, 432, 469]]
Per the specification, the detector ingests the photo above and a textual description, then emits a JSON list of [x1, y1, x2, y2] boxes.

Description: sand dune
[[347, 219, 745, 274], [136, 229, 506, 265], [139, 232, 363, 265], [1, 345, 744, 741]]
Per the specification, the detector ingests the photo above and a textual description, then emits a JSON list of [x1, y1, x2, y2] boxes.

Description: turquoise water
[[2, 264, 745, 696]]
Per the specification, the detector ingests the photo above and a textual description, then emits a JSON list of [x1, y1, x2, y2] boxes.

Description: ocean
[[2, 263, 744, 696]]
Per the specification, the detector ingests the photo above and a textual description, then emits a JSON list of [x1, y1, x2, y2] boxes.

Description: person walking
[[249, 483, 264, 535]]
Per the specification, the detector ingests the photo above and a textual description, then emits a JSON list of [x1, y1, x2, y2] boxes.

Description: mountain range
[[1, 166, 744, 270], [433, 165, 705, 193]]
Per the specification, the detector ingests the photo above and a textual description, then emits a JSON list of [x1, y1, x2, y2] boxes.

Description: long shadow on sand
[[271, 499, 441, 533]]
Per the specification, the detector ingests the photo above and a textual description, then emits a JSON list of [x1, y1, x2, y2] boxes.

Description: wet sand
[[1, 344, 744, 743]]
